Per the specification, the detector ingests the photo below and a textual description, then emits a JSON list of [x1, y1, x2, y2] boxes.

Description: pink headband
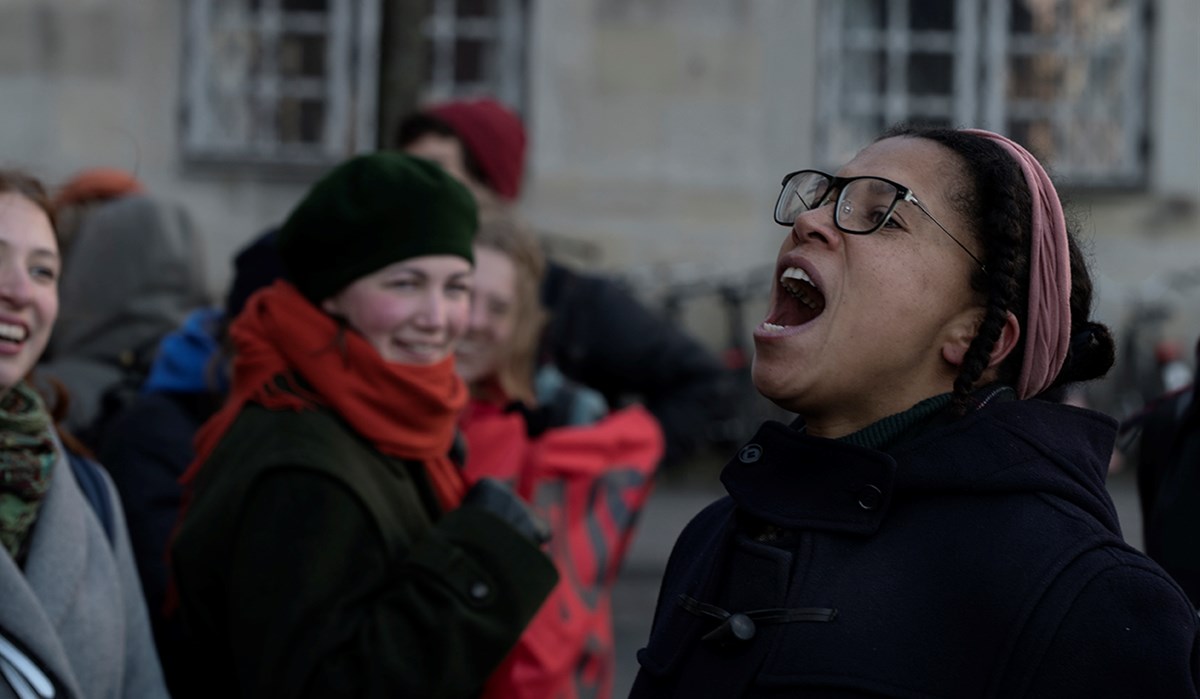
[[961, 129, 1071, 399]]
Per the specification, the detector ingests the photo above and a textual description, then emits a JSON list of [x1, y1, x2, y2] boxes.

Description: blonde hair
[[474, 205, 547, 404]]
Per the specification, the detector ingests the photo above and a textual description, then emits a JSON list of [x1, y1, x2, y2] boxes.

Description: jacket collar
[[720, 421, 897, 535], [0, 438, 91, 697], [720, 399, 1120, 537]]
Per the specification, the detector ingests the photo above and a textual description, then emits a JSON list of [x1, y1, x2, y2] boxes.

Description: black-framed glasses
[[774, 169, 986, 271]]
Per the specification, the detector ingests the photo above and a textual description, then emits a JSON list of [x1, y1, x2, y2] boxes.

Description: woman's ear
[[942, 310, 1021, 368], [986, 311, 1021, 368]]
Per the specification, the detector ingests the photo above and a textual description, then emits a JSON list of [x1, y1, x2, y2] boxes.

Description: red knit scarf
[[181, 280, 469, 510]]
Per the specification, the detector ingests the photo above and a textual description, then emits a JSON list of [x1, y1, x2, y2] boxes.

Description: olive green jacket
[[170, 404, 557, 698]]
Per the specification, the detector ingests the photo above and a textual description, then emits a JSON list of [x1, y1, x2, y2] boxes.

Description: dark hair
[[880, 126, 1115, 411], [394, 112, 491, 189]]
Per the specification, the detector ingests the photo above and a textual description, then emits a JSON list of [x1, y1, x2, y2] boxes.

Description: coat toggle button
[[857, 484, 883, 511], [469, 581, 491, 600], [738, 444, 763, 464], [701, 613, 756, 645]]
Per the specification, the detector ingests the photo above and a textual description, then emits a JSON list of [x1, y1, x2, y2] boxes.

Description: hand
[[463, 478, 551, 546]]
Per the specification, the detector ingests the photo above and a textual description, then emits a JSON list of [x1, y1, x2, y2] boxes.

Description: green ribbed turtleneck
[[837, 393, 954, 451]]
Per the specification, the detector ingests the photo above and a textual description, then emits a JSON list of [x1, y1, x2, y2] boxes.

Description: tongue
[[771, 293, 822, 327]]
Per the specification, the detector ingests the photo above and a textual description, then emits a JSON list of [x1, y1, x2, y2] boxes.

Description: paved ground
[[609, 457, 1145, 696]]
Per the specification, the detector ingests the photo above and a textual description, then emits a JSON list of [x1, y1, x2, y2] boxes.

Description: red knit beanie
[[425, 98, 526, 200]]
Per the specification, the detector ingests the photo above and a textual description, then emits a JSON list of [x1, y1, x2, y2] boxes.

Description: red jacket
[[460, 399, 664, 699]]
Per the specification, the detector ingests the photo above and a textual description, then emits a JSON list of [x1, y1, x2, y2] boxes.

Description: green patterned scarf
[[0, 381, 58, 566]]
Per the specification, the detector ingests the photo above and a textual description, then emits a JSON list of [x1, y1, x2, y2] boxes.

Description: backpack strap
[[66, 451, 115, 547]]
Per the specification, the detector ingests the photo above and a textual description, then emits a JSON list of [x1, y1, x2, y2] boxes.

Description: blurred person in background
[[168, 153, 557, 698], [629, 127, 1200, 697], [38, 168, 209, 448], [457, 208, 663, 699], [1131, 335, 1200, 606], [397, 97, 731, 469], [96, 228, 284, 694], [0, 170, 168, 699]]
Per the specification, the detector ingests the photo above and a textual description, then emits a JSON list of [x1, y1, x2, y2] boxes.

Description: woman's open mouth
[[762, 266, 826, 331], [0, 322, 29, 346]]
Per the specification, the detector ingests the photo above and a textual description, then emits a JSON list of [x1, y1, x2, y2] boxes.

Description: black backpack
[[66, 450, 115, 547]]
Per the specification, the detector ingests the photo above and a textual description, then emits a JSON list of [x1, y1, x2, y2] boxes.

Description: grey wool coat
[[0, 433, 168, 699]]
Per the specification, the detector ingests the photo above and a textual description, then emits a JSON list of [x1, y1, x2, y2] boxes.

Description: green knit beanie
[[277, 152, 478, 303]]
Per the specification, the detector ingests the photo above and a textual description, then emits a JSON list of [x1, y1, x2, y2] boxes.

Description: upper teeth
[[779, 267, 821, 309], [0, 323, 26, 342], [780, 267, 813, 286]]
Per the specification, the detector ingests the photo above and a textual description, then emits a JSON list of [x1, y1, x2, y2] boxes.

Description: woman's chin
[[750, 362, 803, 413]]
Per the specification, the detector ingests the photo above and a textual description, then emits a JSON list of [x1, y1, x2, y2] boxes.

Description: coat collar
[[0, 439, 91, 697], [720, 421, 897, 535], [720, 400, 1120, 537]]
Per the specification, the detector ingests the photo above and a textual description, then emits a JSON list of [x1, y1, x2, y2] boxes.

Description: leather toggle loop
[[677, 594, 838, 647]]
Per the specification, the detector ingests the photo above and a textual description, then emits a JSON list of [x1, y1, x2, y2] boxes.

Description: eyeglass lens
[[836, 178, 901, 233], [777, 172, 901, 234], [777, 172, 830, 224]]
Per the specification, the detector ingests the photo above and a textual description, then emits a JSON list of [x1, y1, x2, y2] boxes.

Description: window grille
[[180, 0, 528, 165], [817, 0, 1147, 186], [181, 0, 380, 165], [420, 0, 528, 108]]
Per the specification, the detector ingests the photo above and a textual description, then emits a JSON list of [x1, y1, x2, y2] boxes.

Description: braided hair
[[880, 126, 1115, 410]]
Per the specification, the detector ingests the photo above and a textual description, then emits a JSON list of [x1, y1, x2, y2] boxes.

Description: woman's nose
[[789, 206, 842, 250], [466, 300, 490, 334], [0, 265, 33, 307], [416, 290, 449, 329]]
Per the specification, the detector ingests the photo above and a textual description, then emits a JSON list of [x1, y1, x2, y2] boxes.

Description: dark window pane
[[278, 97, 325, 144], [279, 34, 326, 78], [1011, 0, 1060, 35], [910, 0, 954, 30], [282, 0, 328, 11], [454, 38, 487, 83], [1011, 0, 1033, 33], [457, 0, 495, 19], [908, 53, 953, 96], [843, 0, 886, 31]]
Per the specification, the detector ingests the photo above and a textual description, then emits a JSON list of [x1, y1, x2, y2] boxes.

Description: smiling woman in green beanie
[[167, 153, 557, 699]]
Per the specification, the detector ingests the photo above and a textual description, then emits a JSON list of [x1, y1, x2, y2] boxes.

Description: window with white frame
[[181, 0, 380, 165], [816, 0, 1148, 186], [420, 0, 529, 108]]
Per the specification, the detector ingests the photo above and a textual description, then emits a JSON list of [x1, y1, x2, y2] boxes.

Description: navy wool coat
[[631, 399, 1200, 698]]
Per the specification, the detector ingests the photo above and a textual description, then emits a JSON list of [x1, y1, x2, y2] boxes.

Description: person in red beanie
[[397, 98, 731, 470], [398, 97, 526, 205]]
